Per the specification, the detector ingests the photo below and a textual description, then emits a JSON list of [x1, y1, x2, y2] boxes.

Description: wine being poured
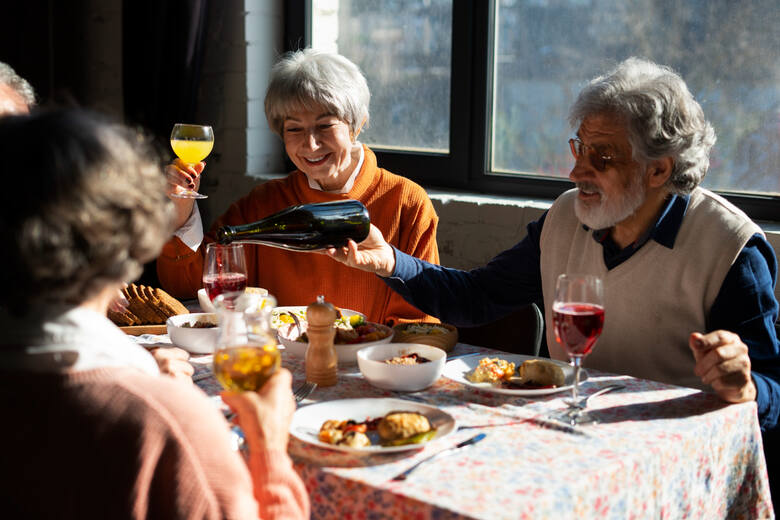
[[215, 199, 370, 251]]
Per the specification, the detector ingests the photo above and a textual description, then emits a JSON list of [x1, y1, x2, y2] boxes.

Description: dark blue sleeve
[[382, 212, 547, 326], [708, 233, 780, 432]]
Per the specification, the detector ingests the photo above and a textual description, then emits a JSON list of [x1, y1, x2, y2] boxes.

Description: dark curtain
[[122, 0, 209, 145], [122, 0, 210, 288], [0, 1, 91, 108]]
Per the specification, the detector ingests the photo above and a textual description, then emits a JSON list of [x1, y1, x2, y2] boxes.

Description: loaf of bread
[[518, 359, 565, 387], [108, 284, 189, 326]]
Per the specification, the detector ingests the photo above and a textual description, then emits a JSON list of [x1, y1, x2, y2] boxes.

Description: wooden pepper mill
[[304, 295, 338, 387]]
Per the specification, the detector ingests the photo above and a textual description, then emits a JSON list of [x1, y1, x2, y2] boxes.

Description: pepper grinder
[[305, 295, 338, 387]]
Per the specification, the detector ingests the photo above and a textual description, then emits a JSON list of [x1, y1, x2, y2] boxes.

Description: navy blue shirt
[[385, 194, 780, 431]]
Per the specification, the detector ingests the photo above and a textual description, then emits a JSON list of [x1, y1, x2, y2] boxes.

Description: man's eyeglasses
[[568, 137, 616, 172]]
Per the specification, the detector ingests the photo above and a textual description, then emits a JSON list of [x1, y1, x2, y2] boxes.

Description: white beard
[[574, 173, 647, 230]]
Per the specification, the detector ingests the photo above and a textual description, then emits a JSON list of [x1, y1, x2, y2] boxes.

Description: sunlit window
[[492, 0, 780, 195], [312, 0, 452, 153], [307, 0, 780, 204]]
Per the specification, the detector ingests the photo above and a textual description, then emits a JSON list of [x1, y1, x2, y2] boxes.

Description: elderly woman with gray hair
[[325, 57, 780, 430], [159, 48, 440, 326], [0, 109, 309, 519]]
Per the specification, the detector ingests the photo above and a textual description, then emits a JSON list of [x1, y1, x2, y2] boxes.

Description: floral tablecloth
[[134, 335, 774, 519]]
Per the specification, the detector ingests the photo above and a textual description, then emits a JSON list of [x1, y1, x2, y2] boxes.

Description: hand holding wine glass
[[169, 123, 213, 199], [552, 273, 605, 425]]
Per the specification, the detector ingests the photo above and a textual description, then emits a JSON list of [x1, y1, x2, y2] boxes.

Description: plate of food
[[442, 354, 587, 396], [271, 306, 366, 331], [275, 307, 392, 364], [289, 398, 457, 454]]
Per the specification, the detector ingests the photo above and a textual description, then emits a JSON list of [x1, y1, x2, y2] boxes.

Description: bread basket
[[391, 322, 458, 353]]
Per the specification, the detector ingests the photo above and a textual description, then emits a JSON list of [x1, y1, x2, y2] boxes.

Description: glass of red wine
[[551, 273, 604, 425], [203, 243, 247, 310]]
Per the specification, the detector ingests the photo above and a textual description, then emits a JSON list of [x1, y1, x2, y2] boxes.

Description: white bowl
[[198, 287, 269, 312], [277, 321, 394, 365], [197, 289, 214, 312], [357, 343, 446, 392], [166, 313, 219, 354]]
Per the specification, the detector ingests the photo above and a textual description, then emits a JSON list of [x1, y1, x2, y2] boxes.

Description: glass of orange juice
[[170, 123, 214, 199]]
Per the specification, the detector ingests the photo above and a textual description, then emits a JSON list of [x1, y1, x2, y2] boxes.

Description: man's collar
[[588, 193, 690, 250]]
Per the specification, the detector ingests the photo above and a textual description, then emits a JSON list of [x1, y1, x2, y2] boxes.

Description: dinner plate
[[271, 306, 365, 330], [289, 397, 457, 454], [442, 354, 588, 396]]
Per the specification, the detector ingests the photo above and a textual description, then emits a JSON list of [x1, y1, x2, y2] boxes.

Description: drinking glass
[[551, 273, 605, 425], [212, 293, 281, 392], [212, 293, 280, 454], [203, 243, 247, 310], [170, 123, 214, 199]]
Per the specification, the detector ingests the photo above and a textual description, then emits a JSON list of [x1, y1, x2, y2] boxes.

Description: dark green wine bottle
[[215, 199, 370, 251]]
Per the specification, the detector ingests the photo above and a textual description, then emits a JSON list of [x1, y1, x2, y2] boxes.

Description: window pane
[[311, 0, 452, 153], [492, 0, 780, 195]]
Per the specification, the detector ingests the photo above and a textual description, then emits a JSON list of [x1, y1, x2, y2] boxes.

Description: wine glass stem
[[570, 355, 583, 405]]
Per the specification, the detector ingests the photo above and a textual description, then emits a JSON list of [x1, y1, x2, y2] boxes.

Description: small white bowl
[[277, 322, 394, 365], [357, 343, 446, 391], [197, 289, 214, 312], [166, 313, 219, 354], [198, 287, 269, 312]]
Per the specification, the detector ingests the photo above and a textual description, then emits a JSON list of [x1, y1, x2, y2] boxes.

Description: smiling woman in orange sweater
[[160, 48, 439, 326]]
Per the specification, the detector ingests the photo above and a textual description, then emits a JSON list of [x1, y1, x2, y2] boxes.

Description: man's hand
[[221, 369, 296, 452], [323, 224, 396, 277], [689, 330, 756, 403], [165, 158, 204, 228], [151, 347, 194, 382]]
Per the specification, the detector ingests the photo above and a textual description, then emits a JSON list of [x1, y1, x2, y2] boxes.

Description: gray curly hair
[[264, 48, 370, 137], [569, 57, 716, 194], [0, 61, 36, 108], [0, 109, 175, 314]]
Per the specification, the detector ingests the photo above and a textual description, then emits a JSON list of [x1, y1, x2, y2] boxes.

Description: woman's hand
[[221, 369, 296, 452], [689, 330, 756, 404], [165, 158, 205, 229], [151, 346, 195, 382], [323, 224, 396, 277]]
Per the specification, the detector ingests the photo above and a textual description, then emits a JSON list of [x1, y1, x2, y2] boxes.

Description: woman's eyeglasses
[[568, 137, 616, 172]]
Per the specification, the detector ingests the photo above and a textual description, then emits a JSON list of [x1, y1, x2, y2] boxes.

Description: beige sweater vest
[[540, 187, 761, 389]]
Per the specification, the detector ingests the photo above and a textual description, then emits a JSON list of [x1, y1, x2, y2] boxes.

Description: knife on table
[[391, 433, 487, 481]]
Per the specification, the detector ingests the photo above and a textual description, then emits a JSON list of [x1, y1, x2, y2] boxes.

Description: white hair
[[264, 48, 370, 137], [569, 57, 716, 194], [0, 61, 36, 107]]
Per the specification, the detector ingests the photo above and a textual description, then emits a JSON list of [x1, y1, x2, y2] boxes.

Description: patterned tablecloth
[[136, 335, 774, 519]]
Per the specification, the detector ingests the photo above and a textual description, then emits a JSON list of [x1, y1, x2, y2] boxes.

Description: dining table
[[133, 332, 775, 519]]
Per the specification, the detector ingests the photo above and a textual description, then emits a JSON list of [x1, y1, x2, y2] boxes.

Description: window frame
[[284, 0, 780, 221]]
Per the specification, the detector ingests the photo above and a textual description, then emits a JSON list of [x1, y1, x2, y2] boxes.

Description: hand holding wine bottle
[[323, 223, 397, 278]]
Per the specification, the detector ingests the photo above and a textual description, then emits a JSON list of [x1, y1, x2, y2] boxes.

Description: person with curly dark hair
[[0, 109, 309, 519]]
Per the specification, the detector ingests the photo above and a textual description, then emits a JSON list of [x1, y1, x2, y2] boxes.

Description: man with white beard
[[324, 57, 780, 431]]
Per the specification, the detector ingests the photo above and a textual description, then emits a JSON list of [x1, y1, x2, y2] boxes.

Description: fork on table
[[293, 381, 317, 403]]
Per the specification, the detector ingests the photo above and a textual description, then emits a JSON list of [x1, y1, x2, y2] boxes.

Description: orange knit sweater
[[0, 367, 309, 519], [158, 145, 440, 325]]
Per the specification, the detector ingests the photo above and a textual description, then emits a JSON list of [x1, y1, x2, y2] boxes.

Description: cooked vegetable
[[382, 428, 437, 446]]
